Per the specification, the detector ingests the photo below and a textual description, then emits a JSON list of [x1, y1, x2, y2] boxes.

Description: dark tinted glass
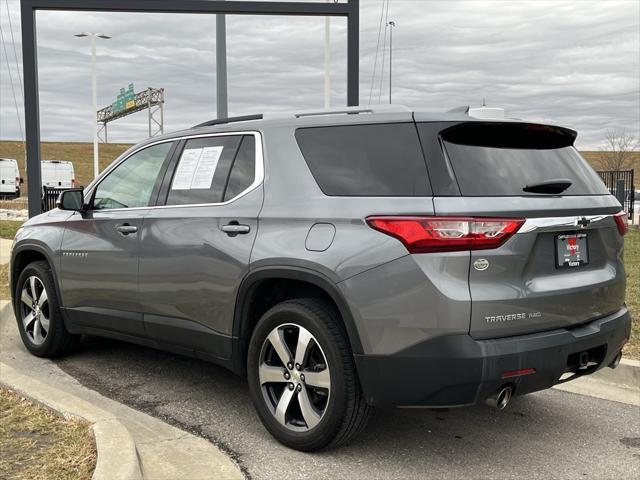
[[223, 136, 255, 201], [166, 136, 242, 205], [443, 142, 609, 196], [295, 123, 431, 196]]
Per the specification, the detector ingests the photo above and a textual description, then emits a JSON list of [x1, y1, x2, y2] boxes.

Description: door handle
[[116, 224, 138, 235], [221, 223, 250, 235]]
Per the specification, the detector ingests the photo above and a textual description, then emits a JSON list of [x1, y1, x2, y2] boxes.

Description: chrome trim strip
[[517, 214, 611, 233], [84, 131, 264, 212]]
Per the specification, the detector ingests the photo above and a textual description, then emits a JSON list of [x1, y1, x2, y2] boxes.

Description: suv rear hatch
[[427, 121, 627, 339]]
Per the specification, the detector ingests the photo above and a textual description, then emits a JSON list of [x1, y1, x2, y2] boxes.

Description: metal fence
[[597, 169, 635, 222], [41, 186, 69, 212]]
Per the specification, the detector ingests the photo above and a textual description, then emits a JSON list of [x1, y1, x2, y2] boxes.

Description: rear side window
[[223, 135, 255, 201], [437, 123, 609, 196], [295, 123, 431, 196], [166, 135, 242, 205]]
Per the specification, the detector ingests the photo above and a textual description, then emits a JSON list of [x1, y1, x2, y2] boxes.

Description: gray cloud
[[1, 0, 639, 148]]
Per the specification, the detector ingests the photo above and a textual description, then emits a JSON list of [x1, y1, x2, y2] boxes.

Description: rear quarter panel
[[338, 253, 472, 355]]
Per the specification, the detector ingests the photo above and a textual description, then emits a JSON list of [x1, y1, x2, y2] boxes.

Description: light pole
[[387, 21, 395, 104], [216, 8, 228, 119], [75, 32, 111, 180], [324, 0, 332, 108]]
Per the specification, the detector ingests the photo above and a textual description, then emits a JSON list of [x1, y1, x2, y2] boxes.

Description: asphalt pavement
[[49, 335, 640, 480]]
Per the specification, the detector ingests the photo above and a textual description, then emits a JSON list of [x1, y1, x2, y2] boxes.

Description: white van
[[0, 158, 22, 198], [42, 160, 76, 189]]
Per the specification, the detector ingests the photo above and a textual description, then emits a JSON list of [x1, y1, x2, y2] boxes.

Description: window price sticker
[[171, 146, 224, 190]]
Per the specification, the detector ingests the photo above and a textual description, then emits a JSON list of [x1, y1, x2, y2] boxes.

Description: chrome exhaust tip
[[486, 386, 513, 410], [609, 351, 622, 369]]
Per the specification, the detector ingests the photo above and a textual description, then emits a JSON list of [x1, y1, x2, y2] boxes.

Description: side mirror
[[57, 188, 85, 211], [19, 177, 24, 184]]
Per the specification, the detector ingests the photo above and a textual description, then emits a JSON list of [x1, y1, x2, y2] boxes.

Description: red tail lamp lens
[[366, 216, 525, 253], [614, 211, 628, 236]]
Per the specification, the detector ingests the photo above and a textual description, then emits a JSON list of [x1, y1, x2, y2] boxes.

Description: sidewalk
[[0, 300, 244, 480], [0, 238, 13, 264]]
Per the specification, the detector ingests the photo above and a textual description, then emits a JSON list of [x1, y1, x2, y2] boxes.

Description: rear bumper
[[354, 307, 631, 407]]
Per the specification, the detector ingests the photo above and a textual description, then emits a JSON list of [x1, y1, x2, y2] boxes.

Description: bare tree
[[599, 129, 639, 172]]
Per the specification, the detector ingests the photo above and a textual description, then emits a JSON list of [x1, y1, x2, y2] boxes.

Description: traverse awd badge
[[473, 258, 490, 271]]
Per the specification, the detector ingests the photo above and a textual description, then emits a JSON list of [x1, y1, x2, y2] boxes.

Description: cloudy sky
[[1, 0, 639, 149]]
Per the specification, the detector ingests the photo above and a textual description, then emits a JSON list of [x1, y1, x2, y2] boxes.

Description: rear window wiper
[[523, 178, 572, 194]]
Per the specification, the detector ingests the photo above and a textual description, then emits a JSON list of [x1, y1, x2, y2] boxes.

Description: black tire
[[14, 260, 78, 358], [247, 297, 372, 451]]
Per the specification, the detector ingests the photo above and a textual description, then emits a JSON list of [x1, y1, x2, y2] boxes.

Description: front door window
[[93, 142, 173, 210]]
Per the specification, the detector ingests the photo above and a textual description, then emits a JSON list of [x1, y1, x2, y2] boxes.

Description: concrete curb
[[0, 362, 142, 480], [92, 419, 142, 480], [594, 358, 640, 389], [552, 356, 639, 406]]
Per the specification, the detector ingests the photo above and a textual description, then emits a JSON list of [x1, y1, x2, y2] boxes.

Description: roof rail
[[192, 105, 411, 128], [263, 104, 411, 119], [192, 114, 263, 129]]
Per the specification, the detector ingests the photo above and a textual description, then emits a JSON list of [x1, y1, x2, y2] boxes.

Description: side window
[[223, 135, 255, 201], [166, 136, 242, 205], [92, 142, 173, 210], [295, 123, 431, 196]]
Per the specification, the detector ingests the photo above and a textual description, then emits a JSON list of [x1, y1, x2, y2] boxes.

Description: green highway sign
[[112, 83, 135, 114]]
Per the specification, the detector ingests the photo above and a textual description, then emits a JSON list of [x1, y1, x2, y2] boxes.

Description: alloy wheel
[[259, 323, 331, 431], [19, 276, 50, 345]]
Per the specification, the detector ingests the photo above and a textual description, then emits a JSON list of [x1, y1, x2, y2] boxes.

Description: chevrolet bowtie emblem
[[575, 217, 590, 228]]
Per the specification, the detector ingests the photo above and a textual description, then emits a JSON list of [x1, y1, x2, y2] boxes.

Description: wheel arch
[[11, 244, 62, 312], [232, 266, 363, 375]]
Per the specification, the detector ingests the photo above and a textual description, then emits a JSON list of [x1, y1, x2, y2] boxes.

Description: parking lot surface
[[50, 336, 640, 480]]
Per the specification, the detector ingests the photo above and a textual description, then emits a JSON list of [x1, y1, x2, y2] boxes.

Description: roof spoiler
[[448, 106, 506, 119]]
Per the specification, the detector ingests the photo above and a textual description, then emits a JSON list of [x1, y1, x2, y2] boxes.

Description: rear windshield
[[439, 123, 609, 196], [295, 123, 431, 196]]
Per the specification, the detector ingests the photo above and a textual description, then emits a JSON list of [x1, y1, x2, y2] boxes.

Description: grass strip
[[0, 387, 96, 480]]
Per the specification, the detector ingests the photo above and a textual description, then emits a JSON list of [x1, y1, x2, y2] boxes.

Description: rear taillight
[[614, 211, 628, 236], [71, 178, 76, 187], [15, 176, 19, 187], [366, 216, 525, 253]]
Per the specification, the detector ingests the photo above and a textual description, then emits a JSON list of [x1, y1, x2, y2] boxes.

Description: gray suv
[[10, 105, 631, 451]]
